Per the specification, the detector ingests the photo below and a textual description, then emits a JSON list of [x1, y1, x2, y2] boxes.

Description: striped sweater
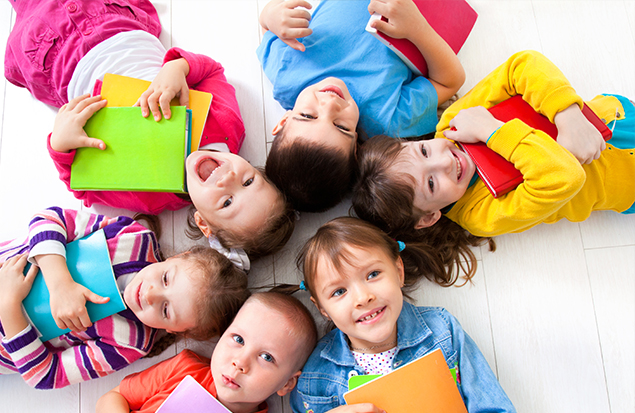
[[0, 207, 160, 389]]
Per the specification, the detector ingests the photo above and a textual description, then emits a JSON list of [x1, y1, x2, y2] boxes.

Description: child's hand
[[50, 94, 108, 153], [554, 104, 606, 164], [259, 0, 313, 51], [444, 106, 504, 144], [327, 404, 386, 413], [368, 0, 426, 40], [135, 58, 190, 121], [0, 254, 38, 307], [48, 278, 109, 332]]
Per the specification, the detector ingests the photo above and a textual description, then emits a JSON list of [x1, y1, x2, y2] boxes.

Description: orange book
[[343, 349, 467, 412], [99, 73, 212, 153]]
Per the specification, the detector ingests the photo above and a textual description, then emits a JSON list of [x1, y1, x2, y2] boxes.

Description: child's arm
[[97, 385, 131, 413], [0, 254, 38, 339], [554, 103, 606, 164], [135, 58, 190, 122], [50, 94, 108, 153], [259, 0, 313, 51], [368, 0, 465, 105]]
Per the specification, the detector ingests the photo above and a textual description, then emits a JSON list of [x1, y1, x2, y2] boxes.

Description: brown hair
[[247, 292, 318, 371], [352, 135, 494, 284], [265, 125, 358, 212], [186, 170, 296, 260]]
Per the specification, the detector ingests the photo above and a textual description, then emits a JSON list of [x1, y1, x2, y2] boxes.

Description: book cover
[[156, 375, 232, 413], [100, 73, 212, 153], [365, 0, 478, 76], [343, 349, 467, 413], [459, 95, 612, 198], [70, 106, 192, 193], [22, 230, 126, 342]]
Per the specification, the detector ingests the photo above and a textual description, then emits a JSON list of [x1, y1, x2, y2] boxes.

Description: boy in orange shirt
[[96, 292, 318, 413]]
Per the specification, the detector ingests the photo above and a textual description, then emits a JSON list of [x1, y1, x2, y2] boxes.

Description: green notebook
[[22, 230, 126, 342], [70, 106, 192, 193]]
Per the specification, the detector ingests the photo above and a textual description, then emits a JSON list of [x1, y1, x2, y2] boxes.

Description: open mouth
[[357, 307, 386, 323], [197, 158, 221, 182], [319, 85, 344, 99], [453, 152, 463, 181], [136, 283, 142, 310]]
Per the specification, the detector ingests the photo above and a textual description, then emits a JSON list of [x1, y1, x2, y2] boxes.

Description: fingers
[[159, 93, 172, 120], [286, 0, 313, 10], [178, 87, 190, 109], [55, 308, 90, 332], [283, 38, 307, 52], [24, 262, 39, 284], [87, 291, 110, 305]]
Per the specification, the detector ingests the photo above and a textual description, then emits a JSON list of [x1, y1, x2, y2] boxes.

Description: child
[[96, 292, 318, 413], [289, 217, 515, 413], [0, 207, 250, 389], [5, 0, 295, 258], [353, 50, 635, 274], [257, 0, 465, 211]]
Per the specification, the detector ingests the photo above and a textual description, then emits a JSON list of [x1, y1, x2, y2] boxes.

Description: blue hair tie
[[299, 280, 307, 291], [397, 241, 406, 252]]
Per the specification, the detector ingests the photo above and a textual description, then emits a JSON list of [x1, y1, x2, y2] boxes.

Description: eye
[[420, 144, 428, 157], [335, 123, 350, 131], [300, 113, 316, 119], [162, 302, 169, 319], [367, 270, 379, 280], [162, 271, 168, 287], [428, 177, 434, 193], [243, 177, 254, 187], [331, 288, 346, 298], [223, 197, 233, 208], [232, 334, 244, 345], [260, 353, 275, 363]]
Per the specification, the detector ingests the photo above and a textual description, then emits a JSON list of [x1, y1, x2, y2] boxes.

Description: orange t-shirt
[[120, 349, 267, 413]]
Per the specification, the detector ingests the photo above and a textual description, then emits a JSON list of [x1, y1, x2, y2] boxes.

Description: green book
[[70, 106, 192, 193], [22, 230, 126, 342]]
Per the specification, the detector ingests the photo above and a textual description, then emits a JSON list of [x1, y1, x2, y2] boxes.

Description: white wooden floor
[[0, 1, 634, 412]]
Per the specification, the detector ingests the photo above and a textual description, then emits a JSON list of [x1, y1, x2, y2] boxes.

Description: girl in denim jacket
[[289, 217, 515, 413]]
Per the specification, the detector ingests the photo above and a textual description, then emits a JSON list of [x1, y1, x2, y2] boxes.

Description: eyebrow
[[409, 143, 430, 203], [291, 116, 356, 139]]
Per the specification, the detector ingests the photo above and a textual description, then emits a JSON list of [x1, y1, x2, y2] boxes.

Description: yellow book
[[343, 349, 467, 412], [100, 73, 212, 153]]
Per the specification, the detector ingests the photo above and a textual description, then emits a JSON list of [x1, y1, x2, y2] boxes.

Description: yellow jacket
[[436, 50, 634, 236]]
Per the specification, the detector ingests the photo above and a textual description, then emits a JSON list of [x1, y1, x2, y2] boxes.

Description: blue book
[[22, 230, 126, 342]]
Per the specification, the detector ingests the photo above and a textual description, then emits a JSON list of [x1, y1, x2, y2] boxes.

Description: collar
[[320, 301, 433, 367]]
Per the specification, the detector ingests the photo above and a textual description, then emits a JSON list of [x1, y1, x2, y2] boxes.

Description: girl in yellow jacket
[[353, 50, 634, 283]]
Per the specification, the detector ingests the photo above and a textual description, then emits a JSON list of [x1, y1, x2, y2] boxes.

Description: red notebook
[[458, 95, 612, 198], [365, 0, 478, 76]]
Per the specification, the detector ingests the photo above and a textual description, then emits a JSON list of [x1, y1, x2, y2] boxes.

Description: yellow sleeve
[[446, 119, 586, 236], [435, 50, 584, 139]]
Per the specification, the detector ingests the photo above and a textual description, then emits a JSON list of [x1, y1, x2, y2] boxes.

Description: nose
[[353, 285, 375, 308], [232, 355, 249, 374], [431, 150, 454, 174], [145, 284, 159, 306], [318, 93, 344, 114], [216, 170, 236, 188]]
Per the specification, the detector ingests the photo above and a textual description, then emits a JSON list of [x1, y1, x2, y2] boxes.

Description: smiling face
[[311, 244, 405, 353], [123, 257, 199, 333], [210, 299, 302, 413], [391, 139, 476, 216], [275, 77, 359, 156], [186, 150, 283, 238]]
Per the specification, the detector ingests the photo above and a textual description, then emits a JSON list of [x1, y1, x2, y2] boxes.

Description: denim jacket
[[290, 302, 516, 413]]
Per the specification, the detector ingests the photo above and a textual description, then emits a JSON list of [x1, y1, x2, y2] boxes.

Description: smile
[[135, 283, 142, 310], [197, 158, 221, 182], [453, 152, 463, 181], [357, 307, 386, 323], [319, 85, 344, 99]]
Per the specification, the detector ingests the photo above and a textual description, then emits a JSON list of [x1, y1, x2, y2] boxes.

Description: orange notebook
[[365, 0, 478, 76], [343, 349, 467, 413], [459, 95, 612, 198], [98, 73, 213, 153]]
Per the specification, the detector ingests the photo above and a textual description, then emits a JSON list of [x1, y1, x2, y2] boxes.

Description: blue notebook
[[22, 230, 126, 342]]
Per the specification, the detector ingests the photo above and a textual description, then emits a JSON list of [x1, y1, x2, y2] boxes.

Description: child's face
[[391, 139, 476, 214], [311, 245, 405, 353], [210, 300, 301, 412], [123, 257, 198, 333], [275, 77, 359, 156], [186, 150, 282, 237]]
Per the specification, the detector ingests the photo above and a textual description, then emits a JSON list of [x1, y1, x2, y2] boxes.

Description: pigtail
[[133, 213, 165, 261], [144, 333, 177, 358]]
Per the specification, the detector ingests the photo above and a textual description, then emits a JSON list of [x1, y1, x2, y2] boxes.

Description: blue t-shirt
[[257, 0, 438, 139]]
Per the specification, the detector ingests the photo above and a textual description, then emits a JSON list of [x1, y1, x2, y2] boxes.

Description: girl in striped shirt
[[0, 207, 249, 389]]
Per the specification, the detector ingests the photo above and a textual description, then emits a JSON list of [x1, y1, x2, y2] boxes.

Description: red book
[[458, 95, 612, 198], [365, 0, 478, 76]]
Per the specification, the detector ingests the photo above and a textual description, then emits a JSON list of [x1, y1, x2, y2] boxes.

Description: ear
[[272, 111, 291, 136], [414, 210, 442, 230], [194, 210, 213, 238], [277, 370, 301, 396], [396, 256, 405, 287], [310, 296, 330, 320]]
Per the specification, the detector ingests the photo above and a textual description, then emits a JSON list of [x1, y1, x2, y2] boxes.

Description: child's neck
[[217, 397, 262, 413]]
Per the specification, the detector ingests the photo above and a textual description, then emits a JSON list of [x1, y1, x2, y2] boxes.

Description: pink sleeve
[[47, 134, 192, 214], [164, 48, 245, 154]]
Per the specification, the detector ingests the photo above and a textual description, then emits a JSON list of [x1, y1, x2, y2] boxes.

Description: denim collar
[[319, 301, 433, 367]]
